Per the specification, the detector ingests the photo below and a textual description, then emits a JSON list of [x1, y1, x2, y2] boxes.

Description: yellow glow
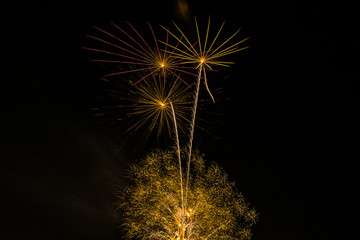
[[159, 62, 166, 68], [200, 58, 205, 63]]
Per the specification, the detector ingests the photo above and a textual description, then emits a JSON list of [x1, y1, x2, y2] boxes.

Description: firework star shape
[[83, 22, 201, 87], [116, 149, 258, 240], [161, 16, 249, 102], [121, 73, 194, 143]]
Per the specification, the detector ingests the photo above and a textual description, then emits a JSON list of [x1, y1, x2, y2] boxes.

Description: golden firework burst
[[161, 16, 249, 102], [126, 73, 193, 140]]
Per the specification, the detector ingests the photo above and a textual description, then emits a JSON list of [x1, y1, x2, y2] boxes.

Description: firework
[[169, 100, 185, 213], [117, 149, 257, 240], [83, 22, 201, 87], [161, 16, 249, 102], [92, 73, 194, 149], [83, 17, 257, 240]]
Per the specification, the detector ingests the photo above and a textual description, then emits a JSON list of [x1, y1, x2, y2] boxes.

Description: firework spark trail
[[169, 100, 184, 221], [82, 46, 145, 62], [202, 68, 215, 103], [185, 65, 202, 209], [132, 68, 160, 84], [166, 68, 190, 87], [112, 22, 153, 56], [92, 25, 150, 58], [104, 67, 157, 77], [85, 33, 150, 62], [127, 21, 154, 55], [148, 22, 160, 55]]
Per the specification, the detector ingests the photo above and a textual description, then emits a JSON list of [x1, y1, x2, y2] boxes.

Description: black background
[[2, 1, 359, 239]]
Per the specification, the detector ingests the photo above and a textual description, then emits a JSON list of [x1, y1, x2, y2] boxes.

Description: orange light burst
[[83, 22, 200, 87]]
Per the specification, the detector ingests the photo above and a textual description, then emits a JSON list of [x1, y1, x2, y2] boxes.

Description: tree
[[116, 149, 257, 240]]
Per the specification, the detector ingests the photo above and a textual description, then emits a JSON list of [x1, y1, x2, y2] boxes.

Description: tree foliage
[[116, 149, 257, 240]]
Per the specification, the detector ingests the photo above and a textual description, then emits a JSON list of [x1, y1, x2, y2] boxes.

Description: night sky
[[2, 1, 359, 239]]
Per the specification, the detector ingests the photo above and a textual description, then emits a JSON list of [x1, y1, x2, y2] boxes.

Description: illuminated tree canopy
[[116, 149, 257, 240]]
